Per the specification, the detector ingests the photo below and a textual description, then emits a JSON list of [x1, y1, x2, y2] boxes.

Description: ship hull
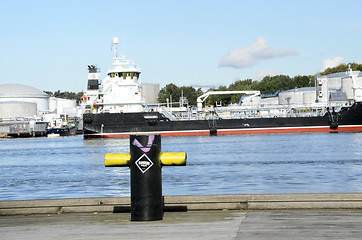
[[83, 103, 362, 139]]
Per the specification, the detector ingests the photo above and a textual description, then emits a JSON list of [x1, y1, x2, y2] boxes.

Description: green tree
[[228, 79, 259, 91], [256, 75, 295, 95], [158, 84, 203, 106], [293, 75, 314, 88], [44, 91, 52, 96], [43, 90, 84, 104], [319, 62, 362, 76], [179, 86, 203, 106], [207, 85, 233, 106], [227, 79, 261, 103], [158, 83, 181, 104]]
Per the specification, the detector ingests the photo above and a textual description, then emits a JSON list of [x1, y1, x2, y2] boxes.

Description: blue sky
[[1, 0, 361, 92]]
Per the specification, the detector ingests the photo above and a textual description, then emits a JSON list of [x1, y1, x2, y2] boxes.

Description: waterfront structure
[[0, 84, 80, 137]]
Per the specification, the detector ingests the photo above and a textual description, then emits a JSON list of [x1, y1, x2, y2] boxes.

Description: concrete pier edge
[[1, 193, 362, 216]]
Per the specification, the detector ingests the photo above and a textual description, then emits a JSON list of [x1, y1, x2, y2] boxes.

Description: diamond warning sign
[[135, 154, 153, 173]]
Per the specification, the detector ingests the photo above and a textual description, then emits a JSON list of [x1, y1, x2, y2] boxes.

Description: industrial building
[[260, 71, 362, 107], [142, 83, 159, 105], [0, 84, 78, 120], [0, 84, 78, 137]]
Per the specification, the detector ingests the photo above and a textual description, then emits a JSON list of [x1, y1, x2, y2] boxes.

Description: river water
[[1, 133, 362, 200]]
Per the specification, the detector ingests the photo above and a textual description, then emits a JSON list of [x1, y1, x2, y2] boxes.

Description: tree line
[[44, 90, 84, 104], [158, 62, 362, 106]]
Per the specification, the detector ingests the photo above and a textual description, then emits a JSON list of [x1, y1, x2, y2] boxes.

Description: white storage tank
[[0, 102, 37, 119], [48, 97, 58, 113], [54, 97, 77, 116], [0, 84, 49, 113], [303, 91, 316, 105], [279, 87, 315, 105]]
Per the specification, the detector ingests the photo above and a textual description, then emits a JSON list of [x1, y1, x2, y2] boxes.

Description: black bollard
[[104, 134, 186, 221], [130, 134, 162, 221]]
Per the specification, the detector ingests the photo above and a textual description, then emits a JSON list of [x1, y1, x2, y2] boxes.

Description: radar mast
[[112, 37, 119, 59]]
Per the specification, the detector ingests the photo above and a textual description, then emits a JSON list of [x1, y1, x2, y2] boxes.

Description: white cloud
[[321, 57, 343, 71], [251, 69, 282, 81], [219, 37, 298, 69]]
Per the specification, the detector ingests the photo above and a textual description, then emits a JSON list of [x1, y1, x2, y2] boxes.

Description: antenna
[[112, 37, 119, 58]]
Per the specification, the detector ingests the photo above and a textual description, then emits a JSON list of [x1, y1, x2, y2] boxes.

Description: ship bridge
[[82, 37, 145, 114]]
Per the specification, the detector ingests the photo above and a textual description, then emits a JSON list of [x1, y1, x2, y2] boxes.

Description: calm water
[[1, 133, 362, 200]]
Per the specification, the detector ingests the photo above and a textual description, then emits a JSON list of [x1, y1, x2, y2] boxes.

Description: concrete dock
[[2, 210, 362, 239], [1, 193, 362, 239]]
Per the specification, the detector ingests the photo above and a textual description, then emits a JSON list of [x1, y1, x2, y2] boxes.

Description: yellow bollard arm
[[105, 153, 131, 167], [160, 152, 187, 166]]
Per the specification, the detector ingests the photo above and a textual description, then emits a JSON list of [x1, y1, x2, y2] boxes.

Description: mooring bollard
[[104, 134, 186, 221]]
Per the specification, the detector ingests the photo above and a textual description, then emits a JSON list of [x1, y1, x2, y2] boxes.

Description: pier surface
[[1, 193, 362, 239], [1, 210, 362, 239]]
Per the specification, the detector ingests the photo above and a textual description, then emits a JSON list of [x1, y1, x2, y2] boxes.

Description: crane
[[197, 90, 260, 111]]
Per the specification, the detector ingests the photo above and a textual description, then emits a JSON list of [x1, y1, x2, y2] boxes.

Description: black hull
[[83, 103, 362, 138], [46, 128, 77, 136]]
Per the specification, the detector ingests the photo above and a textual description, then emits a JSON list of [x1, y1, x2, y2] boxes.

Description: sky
[[1, 0, 362, 93]]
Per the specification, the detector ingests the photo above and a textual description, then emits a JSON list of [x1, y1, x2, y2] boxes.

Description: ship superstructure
[[82, 37, 144, 114]]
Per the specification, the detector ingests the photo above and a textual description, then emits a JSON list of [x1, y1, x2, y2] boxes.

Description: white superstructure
[[82, 37, 145, 113]]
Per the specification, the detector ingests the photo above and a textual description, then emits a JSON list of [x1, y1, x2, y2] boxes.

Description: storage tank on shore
[[0, 84, 49, 118], [0, 102, 37, 119]]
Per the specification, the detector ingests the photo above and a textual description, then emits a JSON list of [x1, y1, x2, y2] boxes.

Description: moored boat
[[46, 118, 77, 137], [81, 37, 362, 138]]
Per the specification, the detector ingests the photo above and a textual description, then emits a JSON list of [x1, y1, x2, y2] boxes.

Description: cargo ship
[[81, 37, 362, 139]]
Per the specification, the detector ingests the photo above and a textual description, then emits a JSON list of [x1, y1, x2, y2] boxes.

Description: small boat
[[46, 118, 77, 137]]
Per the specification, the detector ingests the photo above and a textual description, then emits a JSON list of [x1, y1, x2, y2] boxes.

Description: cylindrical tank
[[0, 84, 50, 113], [0, 102, 37, 119], [303, 92, 315, 105], [49, 97, 57, 113]]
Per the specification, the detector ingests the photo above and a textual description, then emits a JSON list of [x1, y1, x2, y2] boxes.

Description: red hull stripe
[[84, 125, 362, 139]]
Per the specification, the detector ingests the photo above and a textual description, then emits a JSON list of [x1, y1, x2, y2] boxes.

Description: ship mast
[[112, 37, 119, 59]]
